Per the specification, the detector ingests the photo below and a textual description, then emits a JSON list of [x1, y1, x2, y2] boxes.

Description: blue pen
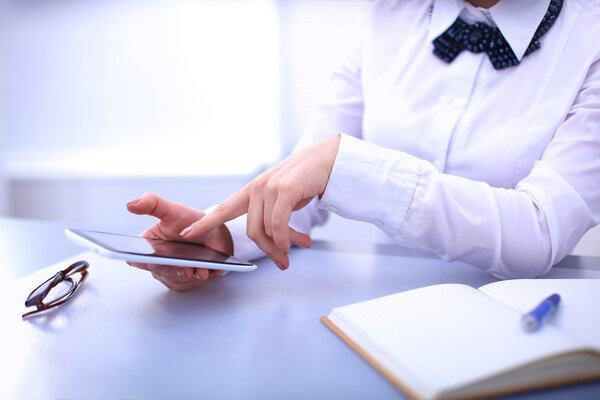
[[521, 293, 561, 333]]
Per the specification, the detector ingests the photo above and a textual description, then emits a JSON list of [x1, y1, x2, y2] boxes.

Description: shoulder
[[572, 0, 600, 12], [569, 0, 600, 28], [553, 0, 600, 66]]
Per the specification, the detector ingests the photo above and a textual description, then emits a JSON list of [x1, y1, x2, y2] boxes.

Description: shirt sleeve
[[317, 56, 600, 279]]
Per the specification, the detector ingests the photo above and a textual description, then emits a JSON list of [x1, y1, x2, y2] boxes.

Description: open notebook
[[322, 279, 600, 400]]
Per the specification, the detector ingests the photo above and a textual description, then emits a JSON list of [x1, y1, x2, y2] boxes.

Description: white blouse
[[226, 0, 600, 279]]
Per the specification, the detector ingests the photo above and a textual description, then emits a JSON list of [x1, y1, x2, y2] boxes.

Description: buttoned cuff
[[316, 134, 422, 237]]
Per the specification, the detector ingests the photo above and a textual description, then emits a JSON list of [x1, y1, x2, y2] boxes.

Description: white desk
[[1, 217, 599, 399]]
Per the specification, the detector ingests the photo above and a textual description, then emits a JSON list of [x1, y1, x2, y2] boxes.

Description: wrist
[[319, 134, 342, 198]]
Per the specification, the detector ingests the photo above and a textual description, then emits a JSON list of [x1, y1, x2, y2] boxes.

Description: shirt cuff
[[207, 196, 328, 263], [203, 205, 264, 262], [316, 133, 422, 237], [223, 216, 266, 262]]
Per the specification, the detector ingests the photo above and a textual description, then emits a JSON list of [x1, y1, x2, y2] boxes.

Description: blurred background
[[0, 0, 374, 237], [0, 0, 597, 253]]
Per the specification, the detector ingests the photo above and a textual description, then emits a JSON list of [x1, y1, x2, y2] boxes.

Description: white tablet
[[65, 229, 256, 272]]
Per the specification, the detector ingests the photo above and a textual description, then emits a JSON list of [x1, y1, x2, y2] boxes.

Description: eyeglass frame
[[22, 260, 90, 319]]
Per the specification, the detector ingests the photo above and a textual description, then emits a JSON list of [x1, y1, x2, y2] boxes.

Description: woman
[[128, 0, 600, 291]]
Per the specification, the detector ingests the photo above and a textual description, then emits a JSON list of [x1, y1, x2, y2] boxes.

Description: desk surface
[[1, 217, 599, 399]]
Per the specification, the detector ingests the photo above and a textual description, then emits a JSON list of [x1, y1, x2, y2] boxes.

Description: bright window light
[[0, 0, 280, 177]]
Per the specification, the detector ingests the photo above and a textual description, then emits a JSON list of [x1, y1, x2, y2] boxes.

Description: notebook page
[[328, 284, 582, 399], [479, 279, 600, 349]]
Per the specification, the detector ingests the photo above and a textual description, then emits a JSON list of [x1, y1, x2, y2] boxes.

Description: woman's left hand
[[180, 135, 341, 270], [126, 192, 234, 291]]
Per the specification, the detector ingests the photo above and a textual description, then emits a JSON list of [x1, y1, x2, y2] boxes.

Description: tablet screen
[[70, 229, 252, 266]]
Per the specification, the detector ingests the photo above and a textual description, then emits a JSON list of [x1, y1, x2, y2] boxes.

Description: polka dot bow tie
[[432, 0, 563, 70]]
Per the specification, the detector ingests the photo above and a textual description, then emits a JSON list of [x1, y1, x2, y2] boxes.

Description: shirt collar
[[427, 0, 551, 61]]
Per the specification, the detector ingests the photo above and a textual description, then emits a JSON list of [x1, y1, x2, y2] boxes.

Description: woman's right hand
[[126, 192, 234, 291]]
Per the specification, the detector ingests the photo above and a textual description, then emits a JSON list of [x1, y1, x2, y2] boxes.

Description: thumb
[[126, 192, 193, 224]]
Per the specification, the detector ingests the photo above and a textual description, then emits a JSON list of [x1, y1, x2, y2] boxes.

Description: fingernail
[[127, 196, 143, 205], [180, 226, 193, 236], [299, 238, 311, 249], [276, 262, 287, 270], [194, 270, 208, 280]]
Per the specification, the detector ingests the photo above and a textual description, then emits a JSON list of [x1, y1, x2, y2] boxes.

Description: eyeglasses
[[22, 260, 90, 319]]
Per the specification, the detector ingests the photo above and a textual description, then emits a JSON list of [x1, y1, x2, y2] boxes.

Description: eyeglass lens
[[23, 260, 89, 318]]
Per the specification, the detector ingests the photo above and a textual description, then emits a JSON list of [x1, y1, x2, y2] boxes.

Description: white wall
[[1, 0, 280, 178], [0, 0, 368, 229], [278, 0, 366, 153], [0, 0, 283, 228]]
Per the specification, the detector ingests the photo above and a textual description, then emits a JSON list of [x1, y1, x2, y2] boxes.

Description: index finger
[[181, 187, 250, 239]]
